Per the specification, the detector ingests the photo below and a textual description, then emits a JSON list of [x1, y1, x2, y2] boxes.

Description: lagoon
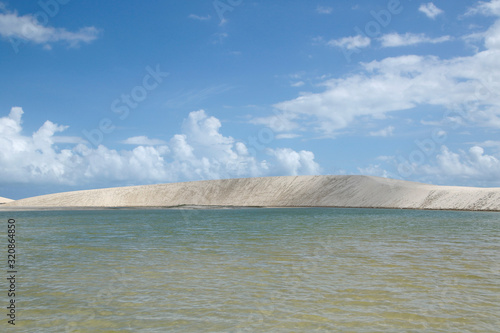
[[3, 208, 500, 332]]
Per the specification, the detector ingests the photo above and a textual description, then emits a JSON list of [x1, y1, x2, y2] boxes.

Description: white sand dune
[[0, 197, 13, 204], [3, 175, 500, 211]]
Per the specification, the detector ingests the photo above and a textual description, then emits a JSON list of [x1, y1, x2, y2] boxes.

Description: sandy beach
[[2, 175, 500, 211]]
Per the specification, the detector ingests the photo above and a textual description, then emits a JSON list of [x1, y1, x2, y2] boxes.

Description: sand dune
[[3, 175, 500, 211], [0, 197, 13, 204]]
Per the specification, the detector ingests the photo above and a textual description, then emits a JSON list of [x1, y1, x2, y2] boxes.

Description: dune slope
[[0, 197, 13, 204], [4, 175, 500, 211]]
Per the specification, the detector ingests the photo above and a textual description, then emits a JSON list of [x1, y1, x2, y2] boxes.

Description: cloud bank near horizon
[[0, 107, 320, 188]]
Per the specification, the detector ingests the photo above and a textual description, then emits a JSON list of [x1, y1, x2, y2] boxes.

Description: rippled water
[[2, 208, 499, 332]]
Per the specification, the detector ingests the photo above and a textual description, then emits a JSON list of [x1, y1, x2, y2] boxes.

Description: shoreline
[[1, 205, 499, 213]]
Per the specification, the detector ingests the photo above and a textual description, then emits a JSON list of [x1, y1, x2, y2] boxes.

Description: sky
[[1, 0, 500, 199]]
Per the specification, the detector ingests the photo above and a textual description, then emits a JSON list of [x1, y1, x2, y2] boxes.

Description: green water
[[1, 208, 499, 332]]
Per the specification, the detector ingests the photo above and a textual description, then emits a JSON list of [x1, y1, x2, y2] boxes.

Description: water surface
[[2, 208, 499, 332]]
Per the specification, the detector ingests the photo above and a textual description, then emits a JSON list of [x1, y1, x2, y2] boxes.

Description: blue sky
[[1, 0, 500, 199]]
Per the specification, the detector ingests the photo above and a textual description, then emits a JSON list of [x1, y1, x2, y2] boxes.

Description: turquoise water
[[1, 208, 499, 332]]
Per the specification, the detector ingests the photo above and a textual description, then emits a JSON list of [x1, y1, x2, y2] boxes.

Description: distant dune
[[0, 197, 13, 204], [3, 175, 500, 211]]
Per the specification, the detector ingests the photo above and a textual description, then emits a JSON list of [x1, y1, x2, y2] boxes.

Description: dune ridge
[[3, 175, 500, 211], [0, 197, 13, 204]]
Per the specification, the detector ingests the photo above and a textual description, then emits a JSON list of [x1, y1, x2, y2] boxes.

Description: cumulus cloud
[[418, 145, 500, 185], [0, 108, 321, 188], [269, 13, 500, 135], [267, 148, 320, 176], [379, 32, 451, 47], [0, 8, 99, 48], [419, 2, 444, 19]]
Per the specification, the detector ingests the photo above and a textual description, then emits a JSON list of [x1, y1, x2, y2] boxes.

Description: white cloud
[[0, 10, 99, 48], [418, 145, 500, 185], [276, 133, 301, 139], [466, 0, 500, 16], [270, 16, 500, 136], [291, 81, 305, 87], [250, 113, 299, 132], [289, 72, 305, 80], [482, 20, 500, 49], [328, 35, 371, 50], [267, 148, 321, 176], [357, 164, 391, 178], [121, 136, 167, 146], [74, 144, 171, 183], [52, 136, 87, 144], [379, 32, 451, 47], [316, 6, 333, 14], [477, 140, 500, 148], [369, 126, 395, 137], [419, 2, 444, 19], [0, 108, 321, 187], [188, 14, 211, 21]]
